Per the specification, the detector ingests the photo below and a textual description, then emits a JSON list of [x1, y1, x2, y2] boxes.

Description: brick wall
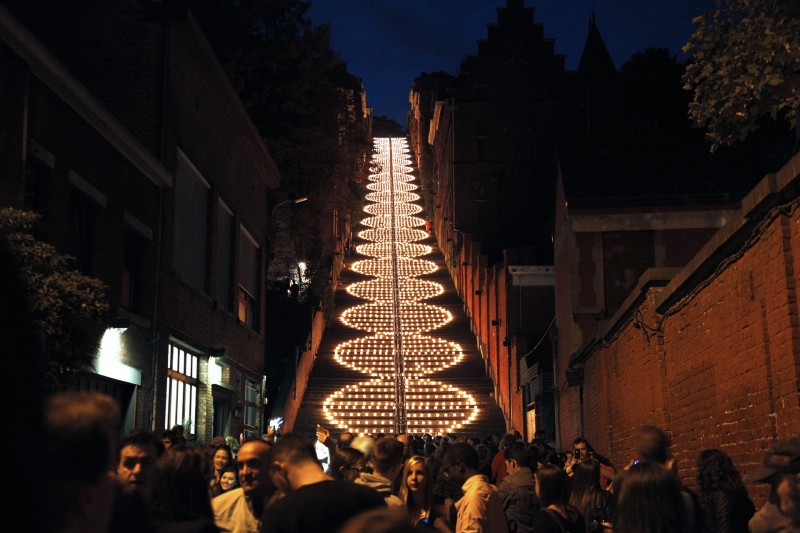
[[283, 309, 328, 432], [570, 152, 800, 505]]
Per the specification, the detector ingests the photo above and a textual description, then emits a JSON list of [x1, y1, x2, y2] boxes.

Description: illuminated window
[[244, 380, 259, 438], [165, 343, 199, 434]]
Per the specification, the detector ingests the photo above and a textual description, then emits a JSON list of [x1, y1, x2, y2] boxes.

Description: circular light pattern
[[355, 242, 432, 259], [347, 278, 442, 301], [323, 137, 479, 434]]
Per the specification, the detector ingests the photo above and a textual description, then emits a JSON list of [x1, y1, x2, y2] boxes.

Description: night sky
[[308, 0, 715, 125]]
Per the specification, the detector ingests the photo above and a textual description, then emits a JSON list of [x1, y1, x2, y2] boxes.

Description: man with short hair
[[116, 429, 160, 491], [213, 438, 273, 533], [749, 438, 800, 531], [355, 436, 405, 506], [43, 392, 120, 533], [497, 446, 538, 533], [443, 442, 509, 533], [263, 433, 385, 533]]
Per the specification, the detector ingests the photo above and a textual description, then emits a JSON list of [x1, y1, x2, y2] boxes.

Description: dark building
[[1, 1, 283, 442]]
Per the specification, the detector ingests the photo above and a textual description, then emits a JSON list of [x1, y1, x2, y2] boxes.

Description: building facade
[[2, 1, 282, 443]]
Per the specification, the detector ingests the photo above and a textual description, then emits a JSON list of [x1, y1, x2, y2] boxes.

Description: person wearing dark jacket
[[497, 447, 539, 533], [696, 449, 755, 533]]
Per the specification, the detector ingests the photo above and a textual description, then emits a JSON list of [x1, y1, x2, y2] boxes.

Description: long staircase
[[293, 138, 505, 438]]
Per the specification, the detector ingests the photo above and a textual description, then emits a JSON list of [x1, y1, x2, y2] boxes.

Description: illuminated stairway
[[293, 138, 505, 437]]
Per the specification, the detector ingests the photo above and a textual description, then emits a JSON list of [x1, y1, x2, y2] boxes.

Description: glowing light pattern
[[323, 138, 479, 435]]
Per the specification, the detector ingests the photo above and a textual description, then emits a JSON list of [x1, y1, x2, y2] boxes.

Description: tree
[[683, 0, 800, 151], [189, 0, 370, 300], [0, 208, 108, 390]]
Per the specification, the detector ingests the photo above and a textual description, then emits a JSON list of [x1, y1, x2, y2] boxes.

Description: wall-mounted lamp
[[210, 346, 226, 358], [109, 317, 130, 333]]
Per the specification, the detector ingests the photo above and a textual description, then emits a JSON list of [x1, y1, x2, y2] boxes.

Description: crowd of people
[[36, 391, 800, 533]]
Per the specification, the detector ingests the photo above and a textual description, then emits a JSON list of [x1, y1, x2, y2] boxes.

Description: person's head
[[504, 446, 532, 475], [212, 444, 232, 474], [351, 435, 376, 457], [269, 432, 321, 491], [396, 434, 411, 458], [161, 429, 178, 451], [538, 450, 564, 469], [615, 461, 689, 533], [332, 446, 366, 482], [500, 433, 516, 451], [636, 426, 670, 465], [569, 458, 602, 517], [219, 465, 238, 492], [696, 449, 747, 496], [149, 445, 213, 522], [338, 432, 354, 448], [372, 437, 405, 480], [43, 392, 120, 533], [442, 442, 480, 484], [237, 438, 273, 498], [749, 438, 800, 524], [399, 456, 433, 509], [117, 430, 160, 491], [535, 464, 571, 507], [573, 437, 590, 461]]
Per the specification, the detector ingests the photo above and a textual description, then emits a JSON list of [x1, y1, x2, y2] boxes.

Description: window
[[238, 226, 260, 330], [244, 380, 259, 437], [475, 122, 488, 162], [214, 201, 234, 311], [69, 188, 102, 275], [121, 229, 147, 314], [174, 151, 210, 291], [165, 343, 199, 434], [25, 140, 54, 211]]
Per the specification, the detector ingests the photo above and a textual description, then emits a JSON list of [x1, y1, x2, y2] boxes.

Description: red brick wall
[[573, 154, 800, 505], [283, 310, 328, 432]]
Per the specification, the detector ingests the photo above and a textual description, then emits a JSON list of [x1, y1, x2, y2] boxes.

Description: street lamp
[[270, 196, 308, 222]]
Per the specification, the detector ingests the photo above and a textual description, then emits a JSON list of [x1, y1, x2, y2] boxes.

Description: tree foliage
[[0, 208, 108, 389], [683, 0, 800, 151], [189, 0, 370, 283]]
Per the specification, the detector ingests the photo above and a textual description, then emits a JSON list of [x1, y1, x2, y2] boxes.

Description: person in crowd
[[398, 455, 452, 532], [538, 450, 565, 470], [42, 392, 120, 533], [340, 508, 418, 533], [614, 461, 690, 533], [532, 464, 585, 533], [568, 437, 616, 490], [491, 434, 516, 485], [262, 433, 386, 533], [441, 442, 508, 533], [748, 438, 800, 532], [569, 459, 614, 533], [211, 445, 234, 492], [149, 445, 219, 532], [352, 434, 377, 461], [162, 430, 179, 451], [355, 436, 405, 507], [117, 429, 162, 492], [475, 443, 493, 478], [695, 449, 754, 533], [212, 466, 239, 499], [634, 425, 703, 531], [213, 438, 273, 533], [338, 431, 355, 448], [332, 447, 368, 482], [397, 434, 412, 461], [497, 446, 539, 533]]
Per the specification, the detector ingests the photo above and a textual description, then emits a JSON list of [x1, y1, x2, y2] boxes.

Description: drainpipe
[[150, 19, 171, 431]]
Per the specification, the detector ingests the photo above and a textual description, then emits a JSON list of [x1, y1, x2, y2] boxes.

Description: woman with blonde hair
[[398, 455, 452, 532]]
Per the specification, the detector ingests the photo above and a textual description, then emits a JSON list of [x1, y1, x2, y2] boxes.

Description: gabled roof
[[577, 11, 617, 80]]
